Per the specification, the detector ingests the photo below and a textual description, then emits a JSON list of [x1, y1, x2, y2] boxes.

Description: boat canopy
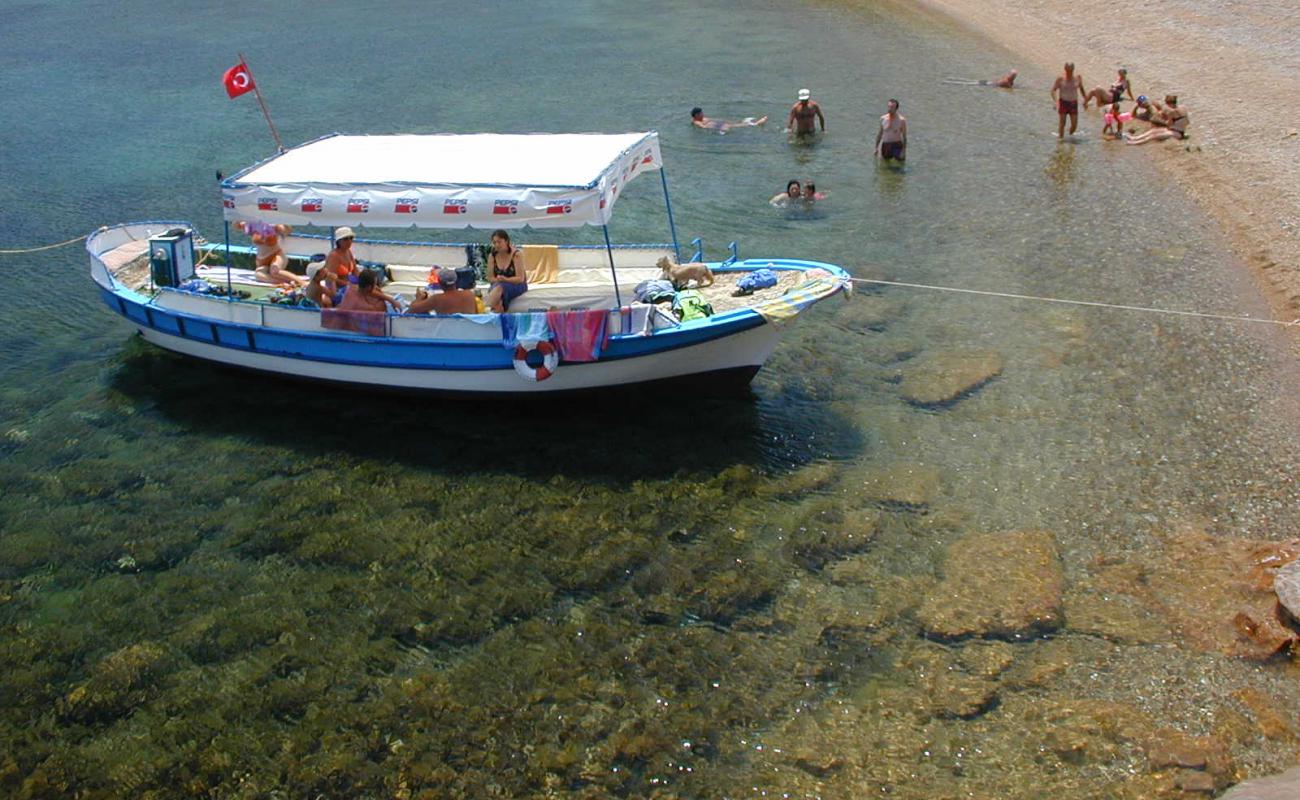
[[220, 132, 662, 230]]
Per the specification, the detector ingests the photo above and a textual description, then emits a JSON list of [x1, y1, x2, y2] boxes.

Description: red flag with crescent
[[222, 63, 255, 98]]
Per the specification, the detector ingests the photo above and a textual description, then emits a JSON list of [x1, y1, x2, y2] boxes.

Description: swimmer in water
[[691, 107, 768, 133], [943, 70, 1016, 87], [770, 179, 802, 207], [802, 181, 826, 201]]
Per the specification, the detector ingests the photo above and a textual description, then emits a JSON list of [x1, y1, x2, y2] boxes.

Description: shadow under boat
[[107, 338, 864, 481]]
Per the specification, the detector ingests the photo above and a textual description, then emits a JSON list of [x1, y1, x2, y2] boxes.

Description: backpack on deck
[[672, 289, 714, 322]]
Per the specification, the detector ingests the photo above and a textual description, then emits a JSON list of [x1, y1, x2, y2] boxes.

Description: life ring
[[513, 340, 559, 382]]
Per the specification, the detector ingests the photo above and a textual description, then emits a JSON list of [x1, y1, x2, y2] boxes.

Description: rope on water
[[0, 234, 89, 254], [849, 276, 1300, 328]]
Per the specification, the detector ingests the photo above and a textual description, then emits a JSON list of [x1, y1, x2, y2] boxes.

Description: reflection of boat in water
[[88, 132, 850, 396]]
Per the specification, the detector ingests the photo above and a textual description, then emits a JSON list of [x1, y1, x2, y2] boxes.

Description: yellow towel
[[522, 244, 559, 284]]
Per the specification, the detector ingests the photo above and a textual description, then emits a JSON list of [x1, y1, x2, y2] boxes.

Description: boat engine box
[[148, 228, 195, 288]]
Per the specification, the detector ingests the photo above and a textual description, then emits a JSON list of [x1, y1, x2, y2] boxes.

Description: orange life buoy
[[513, 340, 559, 382]]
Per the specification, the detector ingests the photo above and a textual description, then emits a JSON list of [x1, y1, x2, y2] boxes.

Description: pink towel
[[321, 308, 387, 337], [546, 309, 608, 362]]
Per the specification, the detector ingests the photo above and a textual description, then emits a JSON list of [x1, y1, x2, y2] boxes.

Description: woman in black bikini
[[1085, 68, 1133, 109], [484, 229, 528, 313]]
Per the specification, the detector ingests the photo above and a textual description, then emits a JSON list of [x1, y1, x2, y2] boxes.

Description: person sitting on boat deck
[[691, 107, 769, 132], [1126, 94, 1189, 145], [485, 229, 527, 313], [324, 226, 359, 286], [338, 268, 400, 313], [304, 262, 336, 308], [770, 179, 802, 206], [409, 268, 478, 315], [238, 220, 305, 287]]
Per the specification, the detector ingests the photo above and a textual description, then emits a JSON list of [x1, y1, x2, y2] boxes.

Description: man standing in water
[[875, 99, 907, 163], [787, 89, 825, 136], [1050, 62, 1084, 139]]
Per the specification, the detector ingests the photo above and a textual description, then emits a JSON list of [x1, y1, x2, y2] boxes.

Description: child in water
[[1101, 101, 1129, 139]]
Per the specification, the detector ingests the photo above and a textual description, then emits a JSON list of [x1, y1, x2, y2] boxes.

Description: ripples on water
[[1, 0, 1299, 797]]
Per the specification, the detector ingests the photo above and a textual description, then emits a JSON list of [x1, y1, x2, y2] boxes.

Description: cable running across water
[[849, 276, 1300, 328], [0, 234, 89, 254]]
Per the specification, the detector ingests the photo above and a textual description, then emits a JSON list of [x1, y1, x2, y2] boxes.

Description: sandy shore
[[902, 0, 1300, 345]]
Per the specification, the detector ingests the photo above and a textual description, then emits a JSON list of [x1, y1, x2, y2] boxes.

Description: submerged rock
[[843, 462, 940, 509], [898, 349, 1003, 407], [1131, 531, 1300, 660], [918, 530, 1063, 640]]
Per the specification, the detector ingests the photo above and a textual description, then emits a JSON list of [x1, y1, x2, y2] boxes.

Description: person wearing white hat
[[303, 260, 336, 308], [787, 88, 825, 136], [324, 226, 358, 287]]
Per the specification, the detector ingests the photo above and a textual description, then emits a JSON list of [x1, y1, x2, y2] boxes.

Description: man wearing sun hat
[[324, 226, 358, 287], [787, 88, 825, 135]]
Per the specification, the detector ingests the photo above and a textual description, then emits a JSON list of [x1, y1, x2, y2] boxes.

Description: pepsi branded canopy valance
[[220, 132, 662, 229]]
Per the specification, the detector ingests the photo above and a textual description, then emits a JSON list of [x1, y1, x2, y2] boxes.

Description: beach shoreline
[[898, 0, 1300, 349]]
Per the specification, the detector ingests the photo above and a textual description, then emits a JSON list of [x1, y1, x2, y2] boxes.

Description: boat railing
[[722, 241, 739, 267], [689, 237, 704, 263]]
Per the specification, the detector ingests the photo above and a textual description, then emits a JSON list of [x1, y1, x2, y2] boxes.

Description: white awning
[[220, 132, 662, 229]]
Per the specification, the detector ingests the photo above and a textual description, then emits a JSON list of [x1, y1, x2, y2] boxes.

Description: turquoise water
[[3, 1, 1300, 797]]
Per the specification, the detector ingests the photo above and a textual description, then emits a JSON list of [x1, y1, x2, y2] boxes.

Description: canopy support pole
[[659, 168, 681, 262], [602, 225, 623, 309], [223, 221, 232, 300]]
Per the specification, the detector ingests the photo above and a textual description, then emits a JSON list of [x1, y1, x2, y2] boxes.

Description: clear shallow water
[[2, 1, 1300, 797]]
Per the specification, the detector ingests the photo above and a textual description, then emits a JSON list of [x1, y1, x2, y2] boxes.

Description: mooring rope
[[0, 234, 90, 254], [849, 276, 1300, 328]]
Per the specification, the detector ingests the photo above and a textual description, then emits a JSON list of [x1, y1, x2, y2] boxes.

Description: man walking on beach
[[787, 89, 825, 136], [1050, 62, 1084, 139]]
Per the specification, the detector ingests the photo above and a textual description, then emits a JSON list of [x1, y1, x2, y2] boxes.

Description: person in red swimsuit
[[1050, 62, 1085, 139]]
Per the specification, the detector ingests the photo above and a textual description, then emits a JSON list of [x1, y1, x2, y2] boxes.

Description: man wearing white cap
[[787, 88, 825, 135], [323, 226, 359, 287]]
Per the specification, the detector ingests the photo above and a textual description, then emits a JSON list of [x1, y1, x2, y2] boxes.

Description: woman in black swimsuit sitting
[[484, 229, 528, 313], [1085, 68, 1133, 109]]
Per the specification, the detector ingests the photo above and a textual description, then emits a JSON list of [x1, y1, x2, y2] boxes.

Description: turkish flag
[[222, 63, 255, 98]]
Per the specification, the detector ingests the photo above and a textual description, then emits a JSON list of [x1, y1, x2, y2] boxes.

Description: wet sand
[[903, 0, 1300, 346]]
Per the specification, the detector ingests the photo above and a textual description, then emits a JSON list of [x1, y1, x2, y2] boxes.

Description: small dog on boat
[[657, 256, 714, 290]]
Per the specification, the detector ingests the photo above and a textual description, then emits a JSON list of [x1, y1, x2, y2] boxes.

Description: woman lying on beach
[[1084, 68, 1133, 109], [1126, 95, 1188, 144]]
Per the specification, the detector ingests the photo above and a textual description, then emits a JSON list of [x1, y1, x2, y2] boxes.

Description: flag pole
[[239, 53, 284, 153]]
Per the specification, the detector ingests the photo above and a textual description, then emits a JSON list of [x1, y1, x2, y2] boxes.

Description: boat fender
[[513, 340, 559, 382]]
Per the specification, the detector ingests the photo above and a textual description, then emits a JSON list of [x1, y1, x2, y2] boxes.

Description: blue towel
[[500, 312, 551, 349]]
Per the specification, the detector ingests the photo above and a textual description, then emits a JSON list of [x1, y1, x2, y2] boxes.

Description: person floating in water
[[803, 181, 825, 201], [690, 107, 768, 133], [786, 89, 825, 135], [1050, 62, 1084, 139], [875, 99, 907, 163], [770, 179, 802, 207], [943, 70, 1016, 87]]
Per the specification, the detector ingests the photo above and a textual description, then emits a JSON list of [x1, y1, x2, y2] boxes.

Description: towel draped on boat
[[321, 308, 387, 336], [546, 309, 609, 362], [751, 276, 846, 324], [500, 312, 551, 348], [522, 244, 560, 285]]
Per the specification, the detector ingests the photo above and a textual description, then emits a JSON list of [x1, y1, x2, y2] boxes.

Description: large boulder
[[918, 530, 1063, 640], [1274, 559, 1300, 621], [1219, 766, 1300, 799]]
